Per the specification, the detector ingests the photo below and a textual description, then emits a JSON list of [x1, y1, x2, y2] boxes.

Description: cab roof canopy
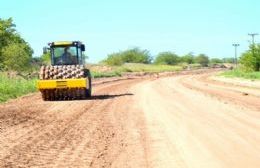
[[49, 41, 83, 47]]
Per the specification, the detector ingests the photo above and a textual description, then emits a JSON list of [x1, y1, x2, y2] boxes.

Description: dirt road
[[0, 70, 260, 168]]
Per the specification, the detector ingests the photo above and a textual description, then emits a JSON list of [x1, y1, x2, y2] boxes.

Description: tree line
[[1, 17, 258, 72], [102, 48, 234, 66]]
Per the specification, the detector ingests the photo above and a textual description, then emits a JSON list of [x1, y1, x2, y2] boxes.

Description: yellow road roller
[[37, 41, 91, 100]]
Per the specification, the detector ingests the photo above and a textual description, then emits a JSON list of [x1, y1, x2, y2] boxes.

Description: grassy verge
[[116, 63, 183, 73], [91, 71, 122, 78], [220, 69, 260, 80], [90, 63, 184, 78], [0, 73, 37, 103]]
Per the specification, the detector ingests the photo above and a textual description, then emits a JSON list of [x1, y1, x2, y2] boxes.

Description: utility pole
[[248, 33, 259, 71], [248, 33, 258, 45], [232, 44, 240, 68]]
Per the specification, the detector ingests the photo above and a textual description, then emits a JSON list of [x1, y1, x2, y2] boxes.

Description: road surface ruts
[[0, 71, 259, 168]]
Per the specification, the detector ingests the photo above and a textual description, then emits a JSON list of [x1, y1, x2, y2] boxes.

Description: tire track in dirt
[[0, 78, 147, 168], [179, 72, 260, 111], [1, 92, 103, 167], [198, 73, 260, 98]]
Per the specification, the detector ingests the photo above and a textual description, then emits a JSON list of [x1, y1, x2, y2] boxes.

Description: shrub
[[195, 54, 209, 67], [181, 53, 195, 64], [154, 52, 180, 65], [102, 48, 152, 66], [2, 43, 32, 71], [239, 44, 260, 71], [0, 18, 33, 71]]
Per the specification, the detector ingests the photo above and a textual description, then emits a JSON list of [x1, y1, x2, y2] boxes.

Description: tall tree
[[0, 18, 16, 50], [0, 17, 33, 71]]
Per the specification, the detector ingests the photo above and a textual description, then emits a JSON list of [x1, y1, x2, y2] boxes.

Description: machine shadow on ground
[[45, 93, 134, 102], [90, 93, 134, 100]]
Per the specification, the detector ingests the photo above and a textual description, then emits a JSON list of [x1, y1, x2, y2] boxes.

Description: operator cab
[[43, 41, 86, 65]]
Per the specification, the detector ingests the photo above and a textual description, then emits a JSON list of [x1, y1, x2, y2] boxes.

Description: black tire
[[85, 69, 92, 97], [41, 90, 48, 101]]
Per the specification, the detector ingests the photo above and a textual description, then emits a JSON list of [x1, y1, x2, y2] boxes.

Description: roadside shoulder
[[210, 75, 260, 89]]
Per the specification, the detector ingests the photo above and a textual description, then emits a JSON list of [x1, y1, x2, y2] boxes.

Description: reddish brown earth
[[0, 70, 259, 168]]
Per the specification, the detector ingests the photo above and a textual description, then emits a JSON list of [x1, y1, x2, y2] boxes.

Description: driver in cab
[[61, 47, 73, 64]]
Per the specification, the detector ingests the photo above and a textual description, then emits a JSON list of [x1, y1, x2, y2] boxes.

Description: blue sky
[[1, 0, 260, 63]]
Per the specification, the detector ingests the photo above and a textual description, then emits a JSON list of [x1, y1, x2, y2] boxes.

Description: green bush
[[102, 48, 152, 66], [154, 52, 180, 65], [195, 54, 209, 67], [103, 53, 124, 66], [181, 53, 195, 64], [239, 44, 260, 71], [0, 18, 33, 71], [2, 43, 32, 71]]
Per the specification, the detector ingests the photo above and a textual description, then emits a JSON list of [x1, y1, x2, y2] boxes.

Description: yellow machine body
[[37, 78, 88, 90]]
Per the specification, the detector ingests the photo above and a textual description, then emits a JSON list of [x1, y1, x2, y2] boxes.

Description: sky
[[1, 0, 260, 63]]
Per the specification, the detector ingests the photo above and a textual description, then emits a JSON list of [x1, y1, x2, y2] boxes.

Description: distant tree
[[103, 52, 124, 66], [154, 52, 180, 65], [181, 53, 195, 64], [121, 48, 152, 64], [41, 52, 51, 65], [195, 54, 209, 67], [239, 44, 260, 71], [210, 58, 223, 64], [2, 43, 32, 71], [103, 47, 152, 66]]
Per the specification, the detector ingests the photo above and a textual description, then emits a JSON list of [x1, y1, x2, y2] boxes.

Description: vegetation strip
[[220, 69, 260, 80], [0, 73, 37, 103]]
